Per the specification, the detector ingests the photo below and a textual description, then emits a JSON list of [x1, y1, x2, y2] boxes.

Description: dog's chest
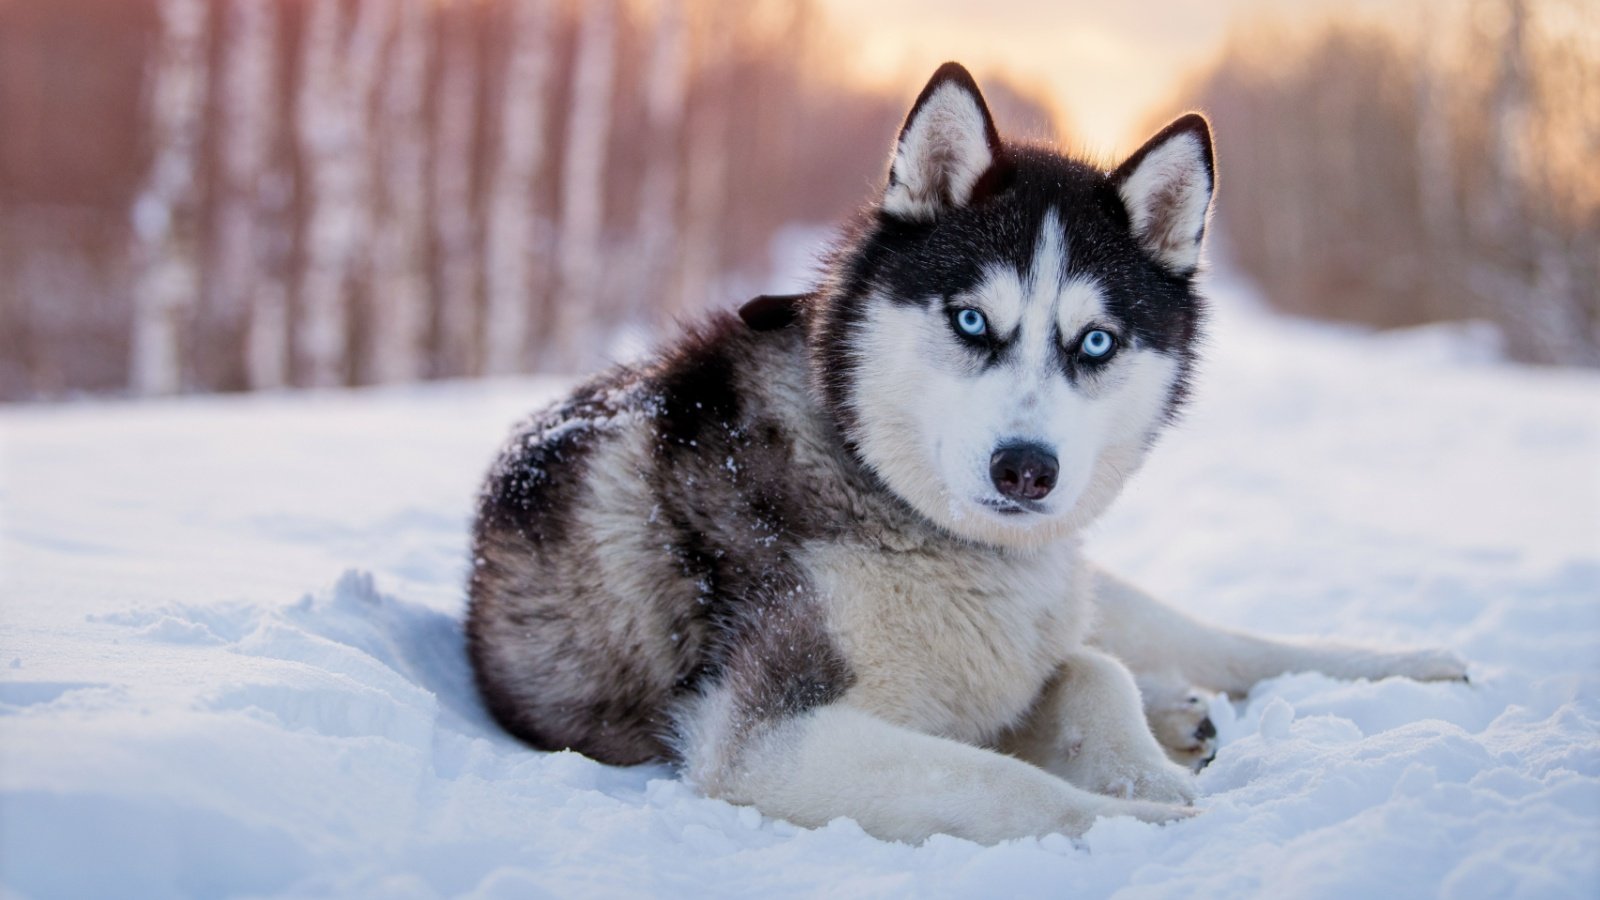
[[802, 541, 1085, 743]]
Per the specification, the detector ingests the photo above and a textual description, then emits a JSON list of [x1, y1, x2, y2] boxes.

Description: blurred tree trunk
[[431, 8, 482, 378], [128, 0, 208, 396], [296, 0, 390, 387], [366, 0, 432, 384], [549, 0, 618, 370], [625, 0, 687, 326], [483, 0, 554, 376], [670, 8, 733, 319], [1485, 0, 1531, 243], [1489, 0, 1600, 366], [214, 0, 288, 391], [1479, 0, 1574, 362], [1413, 23, 1459, 325]]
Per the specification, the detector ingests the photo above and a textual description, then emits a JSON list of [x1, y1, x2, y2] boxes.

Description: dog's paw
[[1375, 647, 1470, 683], [1146, 688, 1219, 771], [1091, 756, 1198, 806], [1060, 792, 1198, 838], [1097, 792, 1201, 827]]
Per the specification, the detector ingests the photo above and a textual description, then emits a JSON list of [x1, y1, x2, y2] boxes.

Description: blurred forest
[[0, 0, 1594, 401], [1189, 0, 1599, 365], [0, 0, 1058, 399]]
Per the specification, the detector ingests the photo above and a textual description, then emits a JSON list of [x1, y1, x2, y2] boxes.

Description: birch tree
[[670, 7, 733, 321], [1478, 0, 1556, 360], [432, 7, 483, 377], [550, 0, 618, 370], [128, 0, 208, 396], [483, 0, 554, 376], [1413, 9, 1457, 259], [214, 0, 287, 390], [367, 0, 432, 383], [296, 0, 391, 387], [1489, 1, 1532, 228], [626, 0, 687, 325]]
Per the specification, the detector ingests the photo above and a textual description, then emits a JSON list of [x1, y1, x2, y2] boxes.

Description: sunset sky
[[817, 0, 1439, 154]]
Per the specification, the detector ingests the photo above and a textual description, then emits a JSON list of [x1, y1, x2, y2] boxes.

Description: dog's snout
[[989, 443, 1058, 502]]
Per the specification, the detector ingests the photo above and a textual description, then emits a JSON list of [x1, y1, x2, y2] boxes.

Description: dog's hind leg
[[676, 687, 1192, 845], [1087, 567, 1468, 707]]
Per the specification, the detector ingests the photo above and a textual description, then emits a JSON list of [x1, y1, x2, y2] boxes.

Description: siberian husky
[[466, 62, 1467, 844]]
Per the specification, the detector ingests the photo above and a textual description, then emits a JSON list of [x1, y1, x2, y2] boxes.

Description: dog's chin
[[975, 497, 1049, 517], [942, 495, 1076, 548]]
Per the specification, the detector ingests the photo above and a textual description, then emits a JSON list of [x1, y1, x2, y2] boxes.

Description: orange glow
[[814, 0, 1441, 153]]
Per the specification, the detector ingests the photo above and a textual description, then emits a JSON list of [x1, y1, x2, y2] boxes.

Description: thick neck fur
[[745, 324, 968, 556]]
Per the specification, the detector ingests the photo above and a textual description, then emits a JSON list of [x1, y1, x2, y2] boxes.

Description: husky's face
[[813, 64, 1214, 548]]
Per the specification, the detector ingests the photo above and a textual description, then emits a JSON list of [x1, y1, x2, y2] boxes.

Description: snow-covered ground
[[3, 269, 1597, 898]]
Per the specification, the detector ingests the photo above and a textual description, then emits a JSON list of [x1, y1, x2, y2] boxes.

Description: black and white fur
[[467, 63, 1466, 845]]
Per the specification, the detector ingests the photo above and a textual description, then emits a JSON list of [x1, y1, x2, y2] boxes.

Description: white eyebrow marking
[[970, 264, 1026, 335], [1056, 276, 1109, 343]]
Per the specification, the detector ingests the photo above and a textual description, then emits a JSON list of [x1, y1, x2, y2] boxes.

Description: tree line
[[0, 0, 1058, 399], [1187, 0, 1598, 365]]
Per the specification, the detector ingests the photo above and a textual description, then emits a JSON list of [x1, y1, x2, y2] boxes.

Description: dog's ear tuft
[[1113, 113, 1215, 275], [882, 62, 1002, 222]]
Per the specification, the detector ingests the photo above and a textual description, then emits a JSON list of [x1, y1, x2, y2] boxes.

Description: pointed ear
[[1113, 114, 1216, 275], [738, 293, 806, 331], [882, 62, 1003, 222]]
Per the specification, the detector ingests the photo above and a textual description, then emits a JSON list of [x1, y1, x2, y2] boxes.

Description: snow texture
[[2, 270, 1598, 898]]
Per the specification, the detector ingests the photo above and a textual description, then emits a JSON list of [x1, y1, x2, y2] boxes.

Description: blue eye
[[954, 308, 987, 337], [1081, 329, 1116, 358]]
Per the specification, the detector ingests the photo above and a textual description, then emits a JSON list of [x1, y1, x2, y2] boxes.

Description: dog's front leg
[[676, 688, 1191, 845], [1088, 568, 1470, 697], [999, 649, 1197, 806]]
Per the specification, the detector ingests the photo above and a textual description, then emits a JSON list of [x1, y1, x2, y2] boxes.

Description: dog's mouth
[[976, 497, 1048, 517]]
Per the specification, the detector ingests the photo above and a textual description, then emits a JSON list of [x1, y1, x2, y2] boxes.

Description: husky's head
[[810, 63, 1214, 548]]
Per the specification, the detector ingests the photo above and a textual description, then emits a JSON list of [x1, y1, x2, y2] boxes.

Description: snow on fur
[[2, 271, 1597, 897]]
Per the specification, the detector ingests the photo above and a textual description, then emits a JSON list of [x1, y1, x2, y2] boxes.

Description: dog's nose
[[989, 443, 1058, 501]]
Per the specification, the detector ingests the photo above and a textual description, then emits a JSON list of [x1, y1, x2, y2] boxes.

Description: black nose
[[989, 443, 1059, 501]]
